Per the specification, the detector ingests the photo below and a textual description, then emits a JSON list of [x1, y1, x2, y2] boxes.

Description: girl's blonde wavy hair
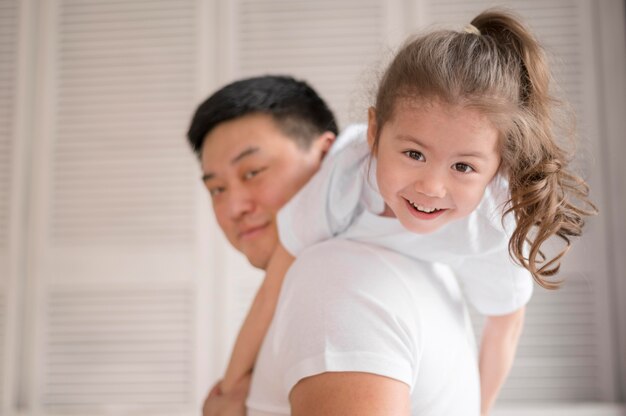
[[372, 9, 597, 289]]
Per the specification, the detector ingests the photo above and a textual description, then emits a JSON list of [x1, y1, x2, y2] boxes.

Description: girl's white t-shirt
[[277, 124, 533, 316]]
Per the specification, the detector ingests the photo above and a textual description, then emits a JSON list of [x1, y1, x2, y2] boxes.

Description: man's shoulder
[[293, 239, 412, 281], [284, 239, 439, 310]]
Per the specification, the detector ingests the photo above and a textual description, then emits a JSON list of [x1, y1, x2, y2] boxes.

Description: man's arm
[[290, 372, 410, 416], [479, 306, 526, 416], [219, 243, 294, 393]]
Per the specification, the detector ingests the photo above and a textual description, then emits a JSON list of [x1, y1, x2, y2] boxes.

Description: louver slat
[[0, 0, 18, 411]]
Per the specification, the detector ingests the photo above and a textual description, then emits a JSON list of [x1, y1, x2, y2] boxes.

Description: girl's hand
[[207, 380, 222, 399], [202, 374, 251, 416]]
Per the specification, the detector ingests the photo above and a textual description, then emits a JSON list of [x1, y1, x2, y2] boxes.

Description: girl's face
[[368, 99, 501, 234]]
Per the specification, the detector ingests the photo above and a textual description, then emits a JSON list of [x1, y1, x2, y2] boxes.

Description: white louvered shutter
[[419, 0, 617, 404], [28, 0, 208, 413], [0, 0, 21, 413], [215, 0, 399, 371]]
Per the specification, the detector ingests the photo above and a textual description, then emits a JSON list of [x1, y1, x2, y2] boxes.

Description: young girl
[[215, 9, 596, 414]]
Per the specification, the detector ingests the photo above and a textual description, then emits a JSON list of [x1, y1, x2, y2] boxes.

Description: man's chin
[[241, 240, 276, 270], [244, 250, 273, 270]]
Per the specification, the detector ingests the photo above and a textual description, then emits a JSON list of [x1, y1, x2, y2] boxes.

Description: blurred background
[[0, 0, 624, 415]]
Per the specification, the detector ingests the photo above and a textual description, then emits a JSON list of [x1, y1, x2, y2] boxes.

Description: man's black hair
[[187, 75, 338, 156]]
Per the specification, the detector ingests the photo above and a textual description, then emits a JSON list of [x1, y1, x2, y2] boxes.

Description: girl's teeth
[[411, 202, 438, 213]]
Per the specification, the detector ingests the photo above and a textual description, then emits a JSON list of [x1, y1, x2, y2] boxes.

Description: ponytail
[[473, 10, 597, 288], [472, 12, 551, 122]]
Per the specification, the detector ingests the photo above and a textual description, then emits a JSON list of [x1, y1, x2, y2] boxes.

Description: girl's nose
[[414, 170, 447, 199]]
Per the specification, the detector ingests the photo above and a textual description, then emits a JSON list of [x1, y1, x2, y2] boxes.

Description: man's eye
[[404, 150, 424, 161], [209, 187, 225, 197], [453, 163, 474, 173], [243, 168, 266, 180]]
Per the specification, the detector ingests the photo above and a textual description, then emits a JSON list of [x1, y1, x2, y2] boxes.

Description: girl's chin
[[379, 203, 396, 218], [399, 213, 450, 235]]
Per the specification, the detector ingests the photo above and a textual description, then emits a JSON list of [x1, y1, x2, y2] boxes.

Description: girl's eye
[[404, 150, 424, 161], [453, 163, 474, 173]]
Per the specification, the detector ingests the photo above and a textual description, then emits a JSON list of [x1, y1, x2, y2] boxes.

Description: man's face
[[201, 113, 329, 269]]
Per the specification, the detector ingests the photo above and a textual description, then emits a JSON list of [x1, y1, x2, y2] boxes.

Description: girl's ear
[[367, 107, 378, 153]]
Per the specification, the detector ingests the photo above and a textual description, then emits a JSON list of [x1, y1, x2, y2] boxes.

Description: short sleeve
[[456, 249, 533, 315], [455, 175, 534, 315], [272, 240, 419, 393], [277, 125, 369, 256]]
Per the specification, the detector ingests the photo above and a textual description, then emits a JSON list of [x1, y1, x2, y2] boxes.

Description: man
[[187, 75, 338, 415]]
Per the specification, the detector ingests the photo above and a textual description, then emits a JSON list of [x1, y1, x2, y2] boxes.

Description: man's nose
[[225, 184, 254, 219], [414, 168, 447, 199]]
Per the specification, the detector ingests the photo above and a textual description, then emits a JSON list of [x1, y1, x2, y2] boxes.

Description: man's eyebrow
[[231, 146, 260, 164], [202, 146, 261, 182]]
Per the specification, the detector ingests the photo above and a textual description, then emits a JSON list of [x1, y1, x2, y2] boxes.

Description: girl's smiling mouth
[[404, 198, 447, 219]]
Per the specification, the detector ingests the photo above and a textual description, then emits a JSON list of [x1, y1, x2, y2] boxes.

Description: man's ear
[[367, 107, 378, 153], [313, 131, 336, 161]]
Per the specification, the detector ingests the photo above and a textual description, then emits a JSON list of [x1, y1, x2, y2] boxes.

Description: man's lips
[[238, 222, 271, 239]]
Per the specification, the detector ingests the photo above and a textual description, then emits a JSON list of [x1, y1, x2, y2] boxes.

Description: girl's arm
[[202, 373, 251, 416], [219, 243, 295, 393], [479, 306, 526, 416], [290, 372, 410, 416]]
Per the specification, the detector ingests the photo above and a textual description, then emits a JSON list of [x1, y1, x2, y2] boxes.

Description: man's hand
[[202, 374, 251, 416]]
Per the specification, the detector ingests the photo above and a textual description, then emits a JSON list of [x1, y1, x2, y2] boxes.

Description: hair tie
[[464, 24, 481, 36]]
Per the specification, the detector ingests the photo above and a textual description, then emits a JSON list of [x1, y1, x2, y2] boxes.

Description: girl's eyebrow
[[456, 151, 489, 160], [397, 134, 430, 150], [397, 134, 489, 160]]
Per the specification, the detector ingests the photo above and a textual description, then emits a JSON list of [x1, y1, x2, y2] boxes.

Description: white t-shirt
[[278, 124, 533, 316], [247, 239, 480, 416]]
